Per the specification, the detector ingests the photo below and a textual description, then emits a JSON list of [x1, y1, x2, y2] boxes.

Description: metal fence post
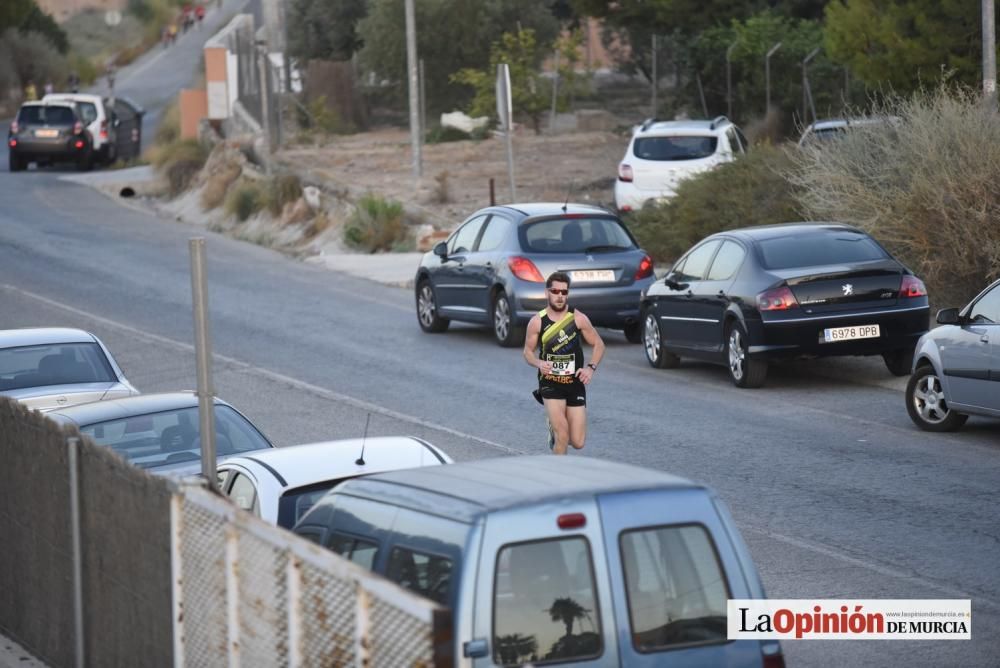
[[170, 493, 185, 668], [650, 34, 658, 116], [225, 525, 240, 668], [189, 238, 218, 492], [286, 554, 302, 667], [765, 41, 783, 113], [549, 49, 560, 133], [354, 583, 371, 667], [68, 436, 85, 668], [802, 47, 820, 126]]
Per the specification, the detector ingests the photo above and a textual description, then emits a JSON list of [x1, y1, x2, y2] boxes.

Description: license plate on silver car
[[571, 270, 614, 282], [823, 324, 880, 342]]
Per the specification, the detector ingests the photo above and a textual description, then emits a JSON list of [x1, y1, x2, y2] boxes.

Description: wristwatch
[[587, 363, 598, 371]]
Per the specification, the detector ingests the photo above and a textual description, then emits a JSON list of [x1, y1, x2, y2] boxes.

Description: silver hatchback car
[[907, 279, 1000, 431], [0, 328, 137, 411], [414, 203, 656, 347]]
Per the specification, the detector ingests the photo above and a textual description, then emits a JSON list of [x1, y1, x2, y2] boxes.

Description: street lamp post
[[726, 41, 738, 119], [765, 41, 783, 113], [984, 0, 997, 111], [405, 0, 422, 178]]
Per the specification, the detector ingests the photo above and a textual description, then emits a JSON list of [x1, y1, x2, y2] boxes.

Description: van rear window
[[493, 537, 602, 665], [620, 524, 729, 652]]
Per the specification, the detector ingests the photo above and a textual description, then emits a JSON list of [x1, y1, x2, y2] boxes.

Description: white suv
[[614, 116, 747, 211], [42, 93, 117, 164]]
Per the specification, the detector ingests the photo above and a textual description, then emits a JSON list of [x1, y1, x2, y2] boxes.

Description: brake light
[[756, 286, 798, 311], [100, 119, 108, 140], [618, 163, 634, 182], [900, 275, 927, 298], [10, 120, 18, 134], [74, 139, 85, 149], [73, 121, 83, 135], [8, 139, 15, 148], [635, 254, 654, 279], [507, 256, 545, 283], [557, 513, 586, 529]]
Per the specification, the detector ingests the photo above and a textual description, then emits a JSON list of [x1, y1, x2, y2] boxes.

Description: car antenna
[[356, 413, 371, 466], [561, 180, 576, 213]]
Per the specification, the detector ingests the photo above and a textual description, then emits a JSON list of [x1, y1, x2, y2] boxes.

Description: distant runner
[[523, 271, 605, 455]]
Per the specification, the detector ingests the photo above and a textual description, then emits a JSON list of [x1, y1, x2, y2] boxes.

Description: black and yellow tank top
[[538, 307, 585, 385]]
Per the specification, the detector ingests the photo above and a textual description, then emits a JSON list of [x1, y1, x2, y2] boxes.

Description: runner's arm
[[523, 315, 551, 372], [576, 311, 605, 368]]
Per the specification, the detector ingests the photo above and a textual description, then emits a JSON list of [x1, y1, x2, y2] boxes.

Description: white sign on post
[[496, 63, 516, 201]]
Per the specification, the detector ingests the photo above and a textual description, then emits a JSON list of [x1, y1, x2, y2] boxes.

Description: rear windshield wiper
[[584, 245, 630, 253]]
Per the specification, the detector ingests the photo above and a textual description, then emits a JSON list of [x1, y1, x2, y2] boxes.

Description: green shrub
[[343, 194, 411, 252], [152, 139, 208, 196], [624, 143, 801, 265], [425, 125, 471, 143], [225, 181, 267, 222], [787, 85, 1000, 306], [266, 173, 302, 216]]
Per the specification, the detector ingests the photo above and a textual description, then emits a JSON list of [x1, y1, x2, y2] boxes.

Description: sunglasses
[[548, 288, 569, 295]]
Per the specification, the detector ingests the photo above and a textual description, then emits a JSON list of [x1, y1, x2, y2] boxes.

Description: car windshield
[[758, 230, 888, 270], [17, 105, 75, 125], [0, 343, 115, 391], [519, 217, 636, 254], [633, 135, 718, 161], [79, 405, 271, 469]]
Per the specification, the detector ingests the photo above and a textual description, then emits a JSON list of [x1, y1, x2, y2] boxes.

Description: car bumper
[[11, 138, 89, 157], [614, 181, 676, 211], [748, 304, 930, 357], [514, 278, 654, 328]]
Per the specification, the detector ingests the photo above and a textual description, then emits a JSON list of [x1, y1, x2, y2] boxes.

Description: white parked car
[[42, 93, 118, 164], [217, 437, 453, 528], [797, 116, 898, 147], [0, 327, 138, 411], [614, 116, 748, 212]]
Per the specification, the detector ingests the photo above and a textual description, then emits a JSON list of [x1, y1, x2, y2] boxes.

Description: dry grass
[[787, 85, 1000, 306], [201, 164, 242, 210]]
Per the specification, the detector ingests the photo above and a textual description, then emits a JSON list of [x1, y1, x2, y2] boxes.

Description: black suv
[[8, 102, 94, 172]]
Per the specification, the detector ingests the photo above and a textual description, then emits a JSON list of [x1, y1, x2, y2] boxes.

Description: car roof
[[0, 327, 98, 348], [490, 202, 615, 218], [46, 391, 218, 426], [807, 117, 894, 132], [19, 101, 76, 109], [717, 222, 864, 242], [222, 436, 447, 490], [332, 455, 701, 523], [43, 93, 102, 103], [635, 117, 732, 135]]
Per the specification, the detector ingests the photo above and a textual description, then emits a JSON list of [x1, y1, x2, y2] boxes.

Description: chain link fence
[[0, 397, 451, 667]]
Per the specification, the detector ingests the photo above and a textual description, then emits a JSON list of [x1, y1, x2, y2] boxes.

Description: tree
[[358, 0, 560, 112], [495, 633, 538, 664], [0, 0, 66, 54], [824, 0, 982, 93], [547, 597, 590, 638], [451, 28, 550, 132], [287, 0, 368, 62]]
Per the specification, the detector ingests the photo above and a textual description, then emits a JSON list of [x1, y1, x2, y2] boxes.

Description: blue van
[[294, 455, 783, 667]]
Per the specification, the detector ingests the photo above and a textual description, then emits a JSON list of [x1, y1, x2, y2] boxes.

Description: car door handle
[[717, 290, 727, 299], [982, 333, 990, 343], [685, 290, 693, 297]]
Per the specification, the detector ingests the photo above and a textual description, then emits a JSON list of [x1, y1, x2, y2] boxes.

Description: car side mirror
[[664, 276, 688, 291], [433, 241, 448, 259], [936, 307, 961, 325]]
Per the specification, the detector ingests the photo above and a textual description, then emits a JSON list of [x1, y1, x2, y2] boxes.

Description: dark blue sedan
[[414, 203, 656, 346], [641, 223, 931, 387]]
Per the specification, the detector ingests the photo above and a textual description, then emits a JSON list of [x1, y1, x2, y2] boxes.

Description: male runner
[[523, 272, 605, 455]]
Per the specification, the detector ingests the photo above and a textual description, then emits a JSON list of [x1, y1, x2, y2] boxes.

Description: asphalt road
[[2, 12, 999, 666]]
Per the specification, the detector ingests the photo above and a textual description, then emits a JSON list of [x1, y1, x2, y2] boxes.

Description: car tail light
[[507, 256, 545, 283], [8, 139, 15, 148], [10, 120, 19, 134], [756, 286, 798, 311], [761, 646, 786, 668], [618, 163, 634, 182], [619, 205, 633, 212], [635, 254, 654, 279], [100, 119, 108, 140], [557, 513, 586, 529], [74, 139, 85, 149], [900, 275, 927, 298], [73, 121, 83, 135]]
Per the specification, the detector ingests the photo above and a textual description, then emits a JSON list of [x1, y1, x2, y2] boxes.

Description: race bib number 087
[[546, 354, 575, 376]]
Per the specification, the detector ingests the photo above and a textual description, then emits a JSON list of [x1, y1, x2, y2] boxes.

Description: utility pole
[[651, 34, 658, 116], [802, 47, 820, 126], [984, 0, 997, 111], [726, 41, 737, 119], [405, 0, 422, 178]]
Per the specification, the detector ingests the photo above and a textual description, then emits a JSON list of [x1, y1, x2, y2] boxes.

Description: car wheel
[[642, 309, 679, 369], [726, 321, 767, 388], [416, 280, 449, 333], [8, 153, 24, 172], [882, 347, 914, 376], [623, 321, 642, 344], [905, 366, 968, 432], [492, 290, 524, 348]]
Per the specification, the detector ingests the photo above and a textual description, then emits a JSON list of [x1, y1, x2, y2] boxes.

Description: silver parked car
[[415, 203, 656, 346], [47, 392, 274, 474], [0, 327, 138, 411], [906, 279, 1000, 431]]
